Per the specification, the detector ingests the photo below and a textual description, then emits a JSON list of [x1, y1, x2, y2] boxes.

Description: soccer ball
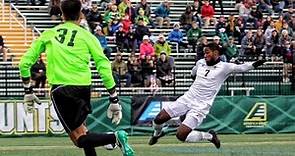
[[103, 143, 117, 150]]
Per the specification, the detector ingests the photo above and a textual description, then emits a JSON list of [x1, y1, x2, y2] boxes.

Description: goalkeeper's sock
[[83, 147, 97, 156], [185, 131, 213, 142], [77, 132, 116, 148], [152, 121, 163, 136]]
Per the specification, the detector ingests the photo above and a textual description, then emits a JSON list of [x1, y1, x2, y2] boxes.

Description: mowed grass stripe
[[0, 141, 295, 151]]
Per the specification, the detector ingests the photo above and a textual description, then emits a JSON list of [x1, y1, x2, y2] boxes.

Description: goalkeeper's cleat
[[208, 130, 221, 149], [148, 131, 165, 145], [115, 130, 135, 156]]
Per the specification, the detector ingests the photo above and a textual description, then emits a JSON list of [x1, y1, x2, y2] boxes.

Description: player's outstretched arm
[[252, 59, 266, 69]]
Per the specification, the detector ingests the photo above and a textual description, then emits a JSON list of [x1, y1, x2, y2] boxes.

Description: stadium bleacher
[[0, 0, 294, 97]]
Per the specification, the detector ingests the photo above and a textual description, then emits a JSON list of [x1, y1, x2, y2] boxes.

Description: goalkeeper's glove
[[107, 91, 122, 125], [23, 84, 41, 113], [252, 59, 266, 68]]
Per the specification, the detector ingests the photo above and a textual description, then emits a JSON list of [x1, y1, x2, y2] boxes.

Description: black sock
[[83, 147, 97, 156], [77, 132, 116, 148]]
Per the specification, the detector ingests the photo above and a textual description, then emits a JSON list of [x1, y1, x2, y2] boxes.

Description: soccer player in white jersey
[[148, 43, 266, 148]]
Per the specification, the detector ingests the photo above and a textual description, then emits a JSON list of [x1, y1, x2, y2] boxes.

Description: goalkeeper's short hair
[[61, 0, 81, 21]]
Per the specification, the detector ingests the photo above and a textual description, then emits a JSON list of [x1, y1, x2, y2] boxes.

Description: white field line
[[0, 141, 295, 151]]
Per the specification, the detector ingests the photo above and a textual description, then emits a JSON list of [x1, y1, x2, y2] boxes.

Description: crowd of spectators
[[11, 0, 294, 88]]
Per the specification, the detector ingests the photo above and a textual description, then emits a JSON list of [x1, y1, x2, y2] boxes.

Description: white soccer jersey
[[188, 59, 254, 106], [164, 59, 255, 129]]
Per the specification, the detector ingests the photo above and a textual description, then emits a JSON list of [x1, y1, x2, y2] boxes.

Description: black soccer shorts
[[50, 85, 92, 133]]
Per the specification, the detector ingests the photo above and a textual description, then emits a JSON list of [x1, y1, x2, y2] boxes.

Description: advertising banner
[[0, 96, 294, 136], [0, 100, 65, 136], [131, 96, 295, 134]]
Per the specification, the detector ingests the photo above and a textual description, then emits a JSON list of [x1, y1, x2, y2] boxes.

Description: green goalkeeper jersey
[[19, 22, 115, 89]]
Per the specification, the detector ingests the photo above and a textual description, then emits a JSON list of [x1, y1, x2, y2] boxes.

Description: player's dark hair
[[61, 0, 81, 21], [206, 42, 221, 55]]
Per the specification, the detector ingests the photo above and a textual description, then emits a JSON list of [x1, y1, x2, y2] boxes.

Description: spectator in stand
[[156, 52, 173, 86], [253, 28, 266, 56], [191, 0, 203, 28], [31, 56, 46, 91], [154, 34, 171, 57], [215, 15, 226, 35], [86, 4, 103, 32], [103, 4, 121, 26], [264, 20, 275, 39], [196, 36, 208, 62], [262, 15, 273, 31], [192, 0, 202, 13], [282, 22, 294, 38], [140, 35, 155, 60], [135, 0, 151, 17], [225, 14, 236, 37], [135, 8, 151, 26], [94, 26, 112, 59], [100, 0, 111, 10], [271, 0, 285, 14], [118, 0, 129, 16], [135, 2, 154, 28], [80, 13, 91, 31], [283, 7, 293, 21], [274, 15, 284, 32], [180, 6, 194, 31], [279, 29, 292, 46], [135, 18, 151, 44], [127, 52, 143, 86], [201, 0, 215, 27], [109, 17, 122, 35], [0, 35, 9, 62], [115, 25, 127, 52], [112, 52, 132, 87], [234, 17, 245, 43], [224, 36, 239, 62], [154, 0, 171, 28], [265, 30, 280, 59], [125, 0, 136, 23], [126, 27, 137, 53], [238, 2, 251, 26], [121, 14, 132, 34], [218, 28, 229, 46], [212, 0, 224, 14], [213, 35, 222, 47], [281, 41, 292, 82], [81, 0, 92, 14], [168, 23, 187, 51], [241, 30, 256, 58], [187, 20, 202, 54], [141, 55, 157, 86], [249, 5, 263, 28], [48, 0, 61, 20], [257, 0, 273, 15]]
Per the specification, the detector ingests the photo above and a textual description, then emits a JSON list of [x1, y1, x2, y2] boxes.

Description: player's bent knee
[[176, 132, 187, 142], [176, 124, 192, 142]]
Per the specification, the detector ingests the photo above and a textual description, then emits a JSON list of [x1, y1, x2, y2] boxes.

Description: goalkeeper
[[19, 0, 134, 156]]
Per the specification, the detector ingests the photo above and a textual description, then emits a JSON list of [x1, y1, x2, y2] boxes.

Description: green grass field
[[0, 134, 295, 156]]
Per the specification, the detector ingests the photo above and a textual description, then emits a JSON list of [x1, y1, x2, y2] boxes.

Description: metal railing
[[1, 62, 294, 97], [9, 3, 27, 45], [1, 0, 4, 21], [32, 26, 41, 39]]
